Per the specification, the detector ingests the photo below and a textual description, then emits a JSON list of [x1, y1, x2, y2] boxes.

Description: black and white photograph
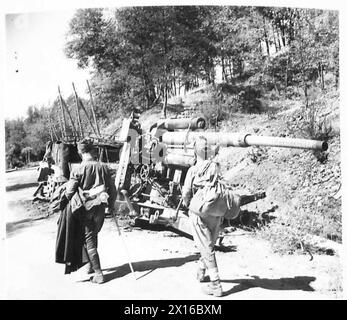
[[0, 0, 344, 302]]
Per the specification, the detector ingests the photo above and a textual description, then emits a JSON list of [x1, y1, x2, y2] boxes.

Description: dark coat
[[55, 201, 89, 274], [55, 157, 115, 274]]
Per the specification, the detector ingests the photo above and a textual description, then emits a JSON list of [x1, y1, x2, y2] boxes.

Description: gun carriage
[[37, 101, 328, 239], [113, 108, 327, 236]]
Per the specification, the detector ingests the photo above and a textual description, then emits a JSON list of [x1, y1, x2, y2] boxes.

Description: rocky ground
[[166, 87, 341, 255]]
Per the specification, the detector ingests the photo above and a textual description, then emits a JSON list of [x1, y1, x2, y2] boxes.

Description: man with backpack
[[56, 139, 116, 284], [182, 136, 226, 297]]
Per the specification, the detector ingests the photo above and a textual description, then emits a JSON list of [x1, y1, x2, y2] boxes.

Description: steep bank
[[155, 85, 341, 255]]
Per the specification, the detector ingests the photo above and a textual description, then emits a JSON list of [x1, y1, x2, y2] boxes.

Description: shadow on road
[[215, 245, 237, 253], [6, 216, 49, 237], [6, 182, 38, 192], [80, 254, 200, 283], [221, 275, 316, 296]]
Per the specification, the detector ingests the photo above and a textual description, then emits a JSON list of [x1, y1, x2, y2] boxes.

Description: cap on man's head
[[77, 138, 94, 154], [194, 136, 219, 160]]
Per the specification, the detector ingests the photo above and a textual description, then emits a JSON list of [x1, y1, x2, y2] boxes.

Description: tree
[[285, 9, 339, 103], [65, 9, 119, 71], [212, 6, 263, 83], [65, 7, 218, 119], [257, 8, 338, 97], [5, 118, 26, 168], [64, 6, 339, 122], [5, 118, 26, 151], [21, 146, 33, 164]]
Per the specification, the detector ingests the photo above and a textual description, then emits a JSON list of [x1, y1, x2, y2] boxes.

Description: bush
[[302, 109, 333, 146], [11, 159, 25, 168], [286, 88, 335, 143], [267, 89, 281, 101], [284, 86, 302, 99], [260, 223, 304, 255], [247, 146, 268, 163], [199, 100, 229, 127], [235, 89, 263, 113], [203, 84, 265, 117], [299, 105, 333, 141]]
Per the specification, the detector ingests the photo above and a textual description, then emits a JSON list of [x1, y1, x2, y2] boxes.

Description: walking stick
[[110, 209, 137, 280]]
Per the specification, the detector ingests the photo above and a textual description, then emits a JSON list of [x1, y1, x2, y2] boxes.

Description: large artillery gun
[[114, 108, 328, 237], [36, 102, 328, 239]]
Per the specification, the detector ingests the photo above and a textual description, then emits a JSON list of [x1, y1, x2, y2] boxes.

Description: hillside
[[4, 85, 342, 299], [139, 84, 341, 255]]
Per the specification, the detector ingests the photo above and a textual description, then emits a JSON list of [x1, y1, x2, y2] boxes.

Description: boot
[[87, 248, 104, 283], [90, 271, 105, 284], [87, 248, 101, 273], [86, 262, 94, 275], [202, 279, 223, 297], [196, 268, 209, 282]]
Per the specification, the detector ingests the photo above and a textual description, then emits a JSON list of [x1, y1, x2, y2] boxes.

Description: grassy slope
[[151, 85, 341, 254]]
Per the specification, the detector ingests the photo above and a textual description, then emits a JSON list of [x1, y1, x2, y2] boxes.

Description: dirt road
[[3, 169, 342, 300]]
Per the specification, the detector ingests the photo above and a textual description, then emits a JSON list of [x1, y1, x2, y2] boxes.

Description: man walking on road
[[182, 136, 224, 297], [58, 139, 116, 284]]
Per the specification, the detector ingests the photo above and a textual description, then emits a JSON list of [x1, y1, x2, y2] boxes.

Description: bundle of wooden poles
[[48, 80, 101, 143]]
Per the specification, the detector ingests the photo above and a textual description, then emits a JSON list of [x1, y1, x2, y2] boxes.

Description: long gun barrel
[[161, 131, 328, 151], [157, 117, 206, 131]]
